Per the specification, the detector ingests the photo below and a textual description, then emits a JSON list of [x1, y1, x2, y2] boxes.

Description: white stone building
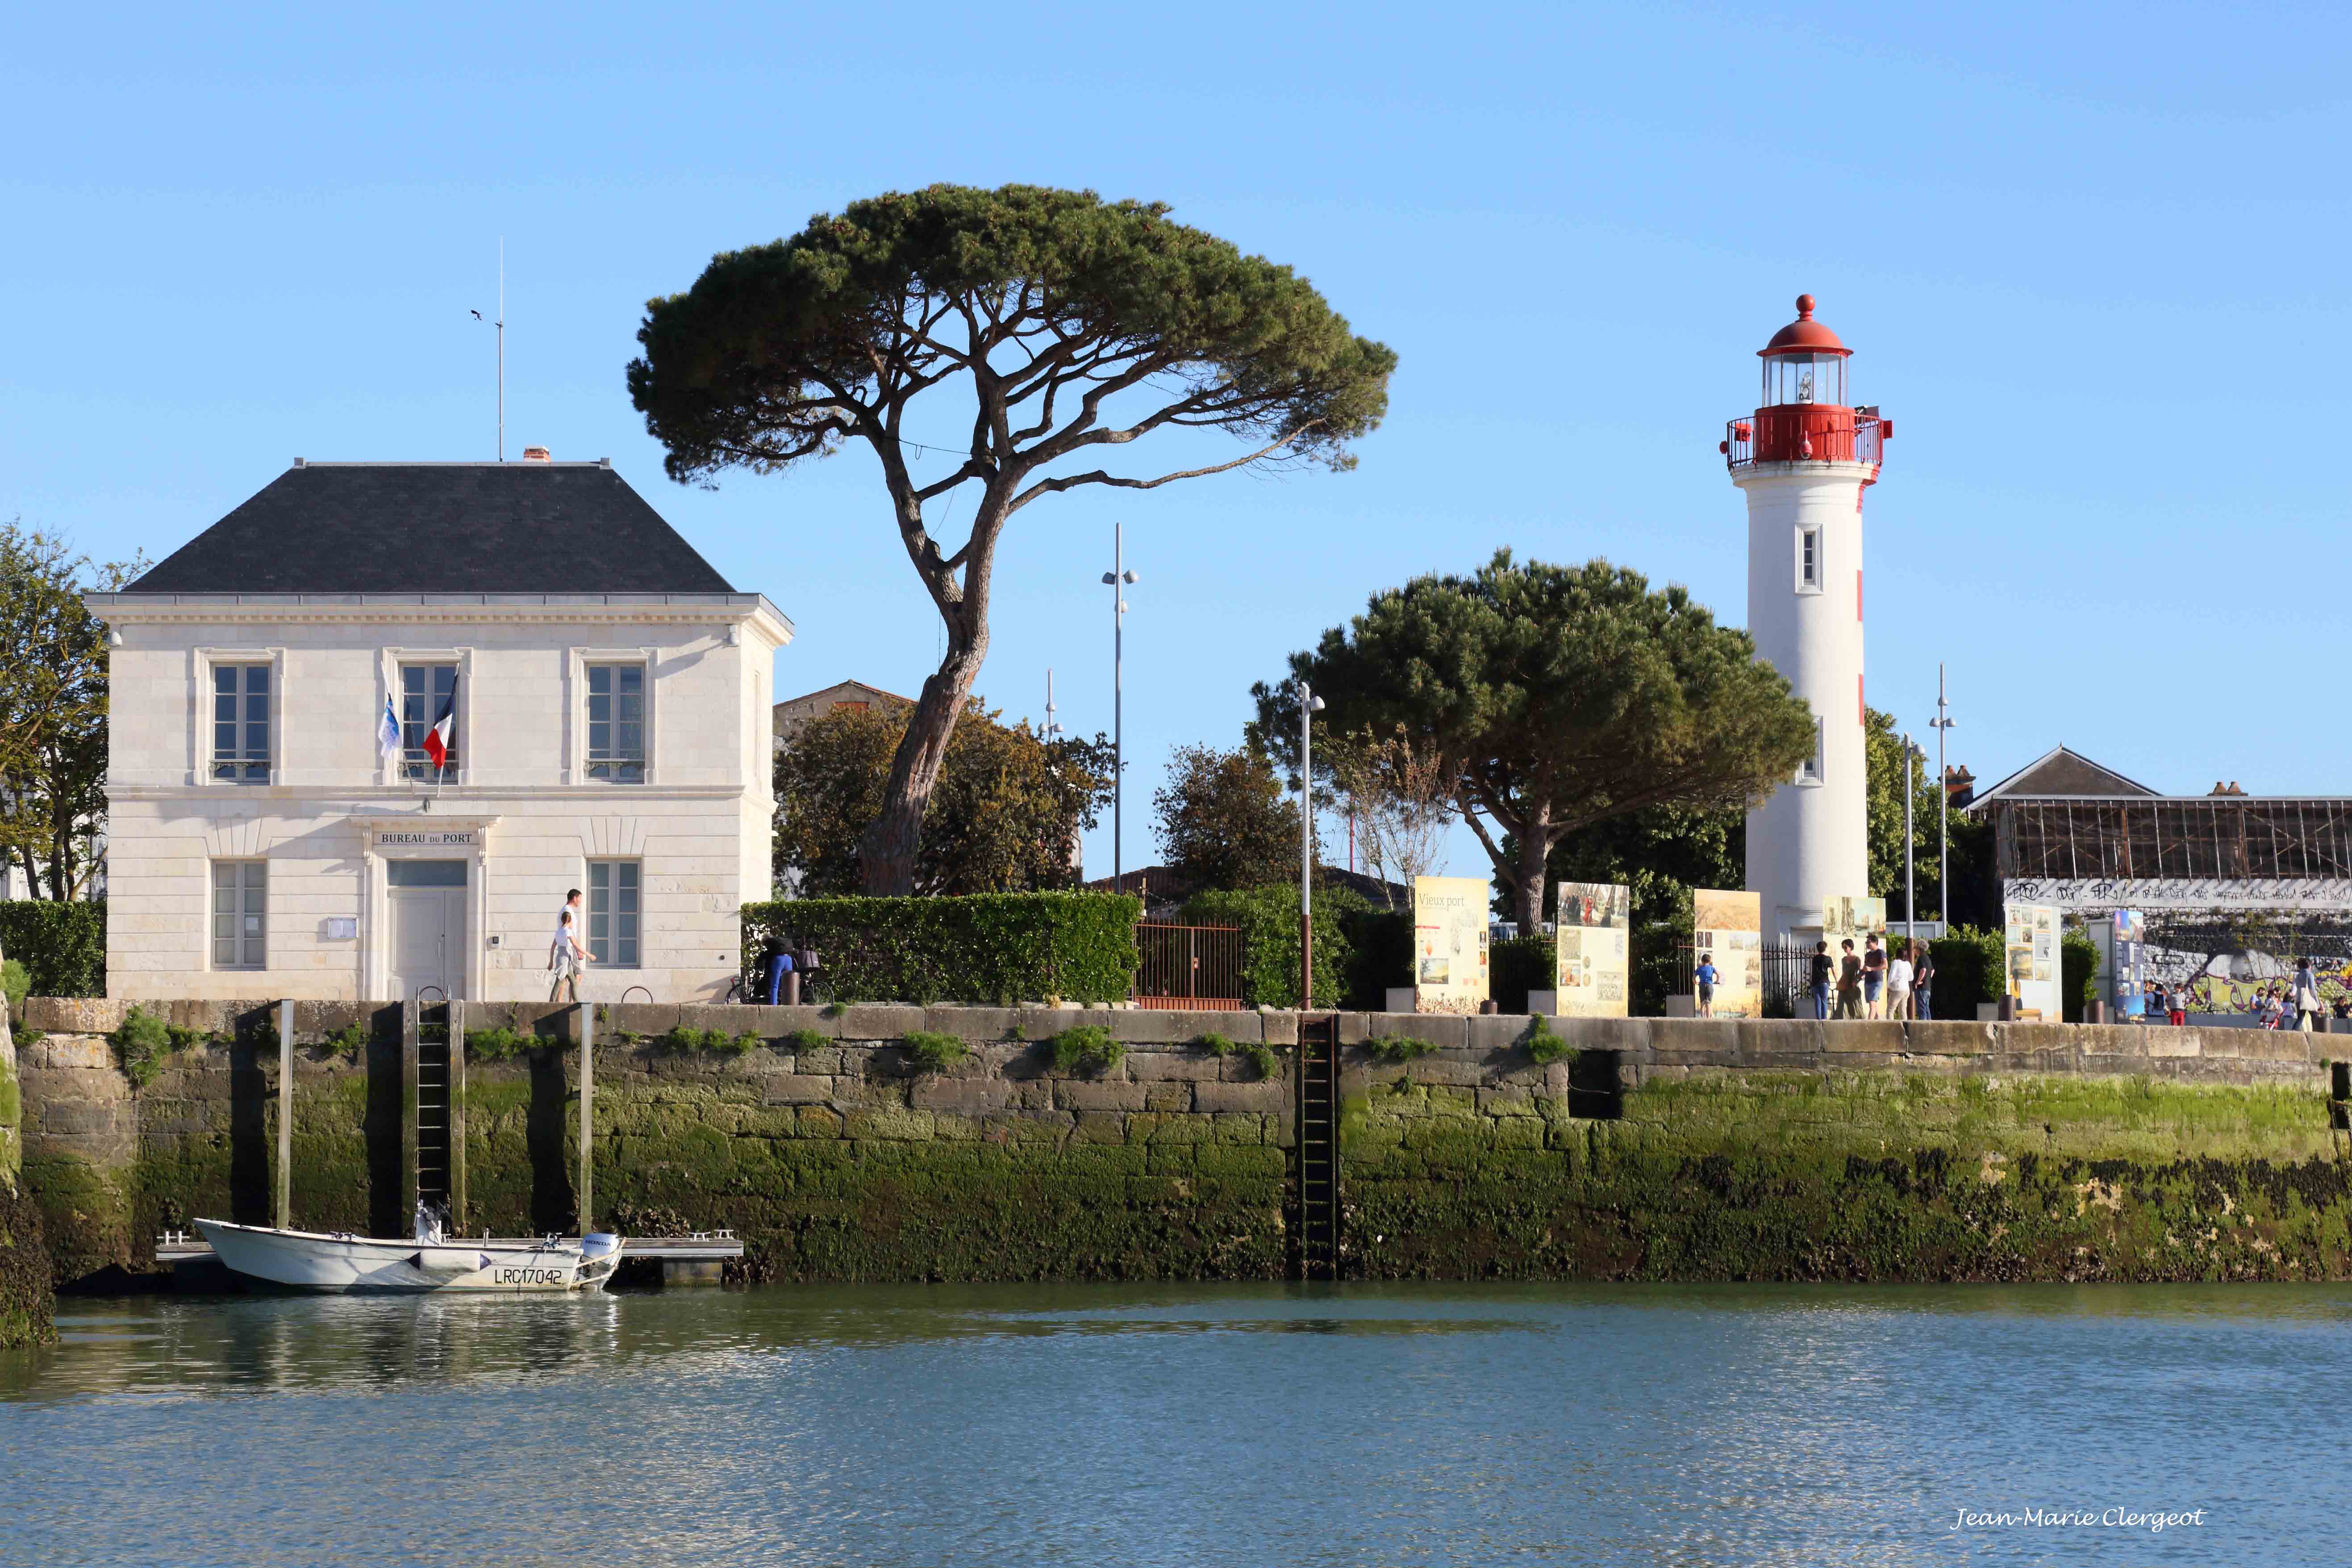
[[87, 457, 792, 1003]]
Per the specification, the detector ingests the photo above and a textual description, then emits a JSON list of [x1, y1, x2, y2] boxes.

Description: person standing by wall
[[1809, 940, 1834, 1021], [1835, 939, 1864, 1020], [1861, 935, 1887, 1019], [1913, 944, 1935, 1022], [1885, 939, 1914, 1022], [2294, 958, 2323, 1033], [1693, 952, 1718, 1019]]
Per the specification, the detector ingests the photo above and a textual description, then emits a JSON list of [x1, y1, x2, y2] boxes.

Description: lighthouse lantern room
[[1726, 294, 1892, 943]]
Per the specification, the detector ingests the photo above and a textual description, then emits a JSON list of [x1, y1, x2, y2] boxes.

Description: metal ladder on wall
[[417, 1000, 453, 1215], [1292, 1014, 1341, 1280]]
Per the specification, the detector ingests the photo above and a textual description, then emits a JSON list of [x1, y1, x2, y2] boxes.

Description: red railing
[[1723, 410, 1887, 472], [1134, 922, 1243, 1010]]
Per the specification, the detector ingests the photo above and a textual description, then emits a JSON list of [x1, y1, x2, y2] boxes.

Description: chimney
[[522, 446, 551, 462]]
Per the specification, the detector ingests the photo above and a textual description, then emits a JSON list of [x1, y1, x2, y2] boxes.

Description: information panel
[[1693, 888, 1763, 1019], [1555, 881, 1630, 1018], [1413, 875, 1492, 1015], [2004, 902, 2061, 1021]]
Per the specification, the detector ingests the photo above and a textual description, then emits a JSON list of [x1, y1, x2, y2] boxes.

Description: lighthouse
[[1724, 295, 1890, 940]]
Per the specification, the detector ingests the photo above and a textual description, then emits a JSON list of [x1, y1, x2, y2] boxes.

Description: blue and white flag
[[377, 694, 402, 761]]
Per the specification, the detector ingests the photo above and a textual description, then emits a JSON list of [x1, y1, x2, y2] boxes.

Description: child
[[1694, 952, 1718, 1018]]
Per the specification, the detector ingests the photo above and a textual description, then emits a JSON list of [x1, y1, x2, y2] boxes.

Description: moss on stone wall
[[1343, 1070, 2352, 1282], [15, 1007, 2349, 1288], [0, 1176, 53, 1346]]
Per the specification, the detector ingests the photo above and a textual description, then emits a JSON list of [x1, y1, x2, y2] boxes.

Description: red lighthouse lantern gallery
[[1721, 295, 1890, 468]]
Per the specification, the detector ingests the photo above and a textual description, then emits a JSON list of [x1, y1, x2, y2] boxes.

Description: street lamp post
[[1902, 730, 1917, 947], [1101, 526, 1138, 892], [1298, 680, 1326, 1008], [1930, 663, 1956, 931]]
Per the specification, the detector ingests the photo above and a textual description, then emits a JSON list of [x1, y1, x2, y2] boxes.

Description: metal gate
[[1134, 922, 1243, 1010]]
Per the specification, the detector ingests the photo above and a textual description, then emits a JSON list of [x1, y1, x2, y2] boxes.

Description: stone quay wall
[[13, 999, 2348, 1287], [0, 994, 57, 1344]]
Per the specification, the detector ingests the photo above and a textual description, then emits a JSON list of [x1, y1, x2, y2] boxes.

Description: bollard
[[2086, 1000, 2105, 1025], [1997, 995, 2017, 1022]]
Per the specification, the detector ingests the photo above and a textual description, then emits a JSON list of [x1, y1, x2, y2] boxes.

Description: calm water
[[0, 1281, 2340, 1566]]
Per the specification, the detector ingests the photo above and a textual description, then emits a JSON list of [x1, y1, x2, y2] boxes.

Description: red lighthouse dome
[[1722, 294, 1889, 469]]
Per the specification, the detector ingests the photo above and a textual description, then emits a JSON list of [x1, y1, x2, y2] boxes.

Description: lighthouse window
[[1797, 718, 1824, 786], [1764, 354, 1845, 408], [1796, 526, 1823, 592]]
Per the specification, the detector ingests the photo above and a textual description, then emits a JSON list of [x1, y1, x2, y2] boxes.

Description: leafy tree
[[630, 183, 1396, 896], [1256, 550, 1815, 928], [1151, 743, 1302, 894], [0, 523, 141, 898], [774, 697, 1113, 897]]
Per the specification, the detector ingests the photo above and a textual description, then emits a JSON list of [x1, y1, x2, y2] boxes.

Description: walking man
[[1809, 940, 1834, 1021], [549, 887, 591, 1003]]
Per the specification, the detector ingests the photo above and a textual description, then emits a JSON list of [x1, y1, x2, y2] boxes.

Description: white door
[[388, 885, 467, 1001]]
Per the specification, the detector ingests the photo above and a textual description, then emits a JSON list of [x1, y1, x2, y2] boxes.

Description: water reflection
[[3, 1283, 2347, 1566]]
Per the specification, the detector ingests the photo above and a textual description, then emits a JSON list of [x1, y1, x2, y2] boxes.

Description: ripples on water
[[1, 1282, 2343, 1566]]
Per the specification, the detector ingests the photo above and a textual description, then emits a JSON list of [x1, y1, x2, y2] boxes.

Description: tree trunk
[[857, 633, 988, 896], [1512, 812, 1553, 931]]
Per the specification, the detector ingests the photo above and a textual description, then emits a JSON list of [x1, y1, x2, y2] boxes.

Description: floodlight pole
[[1903, 731, 1916, 947], [1101, 528, 1137, 894], [1298, 680, 1325, 1008], [1931, 663, 1956, 930]]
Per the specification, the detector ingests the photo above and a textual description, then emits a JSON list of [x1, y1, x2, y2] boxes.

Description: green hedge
[[2061, 928, 2100, 1023], [1181, 885, 1365, 1009], [1926, 925, 2004, 1020], [1338, 905, 1410, 1010], [740, 892, 1140, 1005], [1490, 935, 1555, 1014], [0, 900, 106, 998]]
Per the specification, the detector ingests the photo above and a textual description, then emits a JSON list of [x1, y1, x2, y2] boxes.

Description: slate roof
[[123, 462, 738, 595], [1967, 745, 2159, 805]]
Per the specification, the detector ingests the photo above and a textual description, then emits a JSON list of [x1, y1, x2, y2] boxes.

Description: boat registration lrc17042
[[495, 1265, 570, 1287]]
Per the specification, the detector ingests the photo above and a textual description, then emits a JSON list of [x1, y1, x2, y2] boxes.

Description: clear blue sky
[[6, 3, 2348, 884]]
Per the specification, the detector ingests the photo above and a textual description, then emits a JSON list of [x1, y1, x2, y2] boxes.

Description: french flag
[[423, 679, 457, 771]]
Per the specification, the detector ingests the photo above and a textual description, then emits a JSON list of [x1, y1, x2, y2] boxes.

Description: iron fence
[[1676, 941, 1821, 1018], [1134, 922, 1244, 1010]]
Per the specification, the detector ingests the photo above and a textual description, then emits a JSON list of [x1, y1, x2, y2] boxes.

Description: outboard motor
[[412, 1197, 445, 1245], [581, 1232, 622, 1260]]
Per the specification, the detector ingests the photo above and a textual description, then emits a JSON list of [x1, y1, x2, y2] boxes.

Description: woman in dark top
[[1913, 947, 1935, 1022], [1809, 940, 1834, 1020]]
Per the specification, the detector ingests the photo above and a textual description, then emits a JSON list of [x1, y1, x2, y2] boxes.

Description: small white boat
[[193, 1206, 624, 1294]]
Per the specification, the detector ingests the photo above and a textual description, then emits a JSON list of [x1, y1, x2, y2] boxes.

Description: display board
[[1413, 875, 1492, 1014], [1692, 888, 1763, 1019], [1821, 895, 1887, 950], [1555, 881, 1630, 1018], [2003, 902, 2061, 1020]]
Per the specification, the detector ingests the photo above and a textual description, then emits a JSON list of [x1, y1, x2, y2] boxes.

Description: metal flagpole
[[496, 239, 505, 463], [1298, 680, 1325, 1006], [1101, 528, 1136, 892]]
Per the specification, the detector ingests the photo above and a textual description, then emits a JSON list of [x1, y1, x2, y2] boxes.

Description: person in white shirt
[[1885, 942, 1915, 1021], [549, 888, 591, 1003]]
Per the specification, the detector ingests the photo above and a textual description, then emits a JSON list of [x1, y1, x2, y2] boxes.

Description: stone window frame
[[210, 858, 268, 970], [584, 858, 642, 968], [565, 646, 658, 787], [376, 646, 475, 788], [192, 646, 287, 788], [1794, 523, 1824, 595]]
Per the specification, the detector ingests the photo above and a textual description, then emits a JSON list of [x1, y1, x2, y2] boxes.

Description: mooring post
[[275, 997, 293, 1230], [576, 1001, 594, 1238], [449, 1000, 468, 1231]]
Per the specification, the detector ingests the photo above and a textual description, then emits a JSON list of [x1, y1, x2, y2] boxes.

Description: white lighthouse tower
[[1725, 295, 1891, 940]]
